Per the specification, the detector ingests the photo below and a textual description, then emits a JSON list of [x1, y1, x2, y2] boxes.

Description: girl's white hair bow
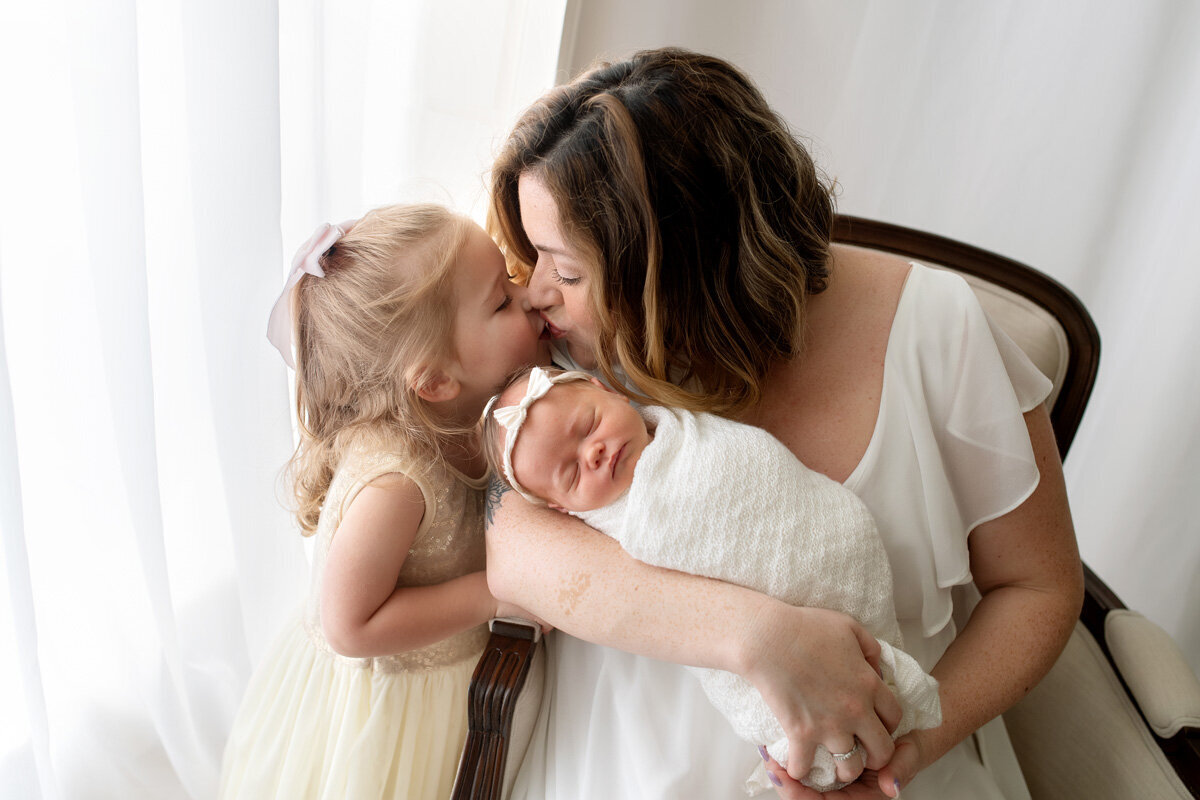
[[267, 219, 357, 368]]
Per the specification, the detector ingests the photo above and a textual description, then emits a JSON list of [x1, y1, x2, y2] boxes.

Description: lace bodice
[[303, 448, 490, 671]]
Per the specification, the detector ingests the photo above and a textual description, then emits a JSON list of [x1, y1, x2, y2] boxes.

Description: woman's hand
[[764, 733, 923, 799], [740, 601, 903, 780]]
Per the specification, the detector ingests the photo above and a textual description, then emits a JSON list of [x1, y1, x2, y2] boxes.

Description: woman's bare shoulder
[[821, 244, 912, 315], [803, 244, 911, 353]]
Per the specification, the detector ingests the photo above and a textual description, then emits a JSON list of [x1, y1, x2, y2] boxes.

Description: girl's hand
[[765, 734, 922, 799], [493, 599, 554, 634], [740, 601, 903, 780]]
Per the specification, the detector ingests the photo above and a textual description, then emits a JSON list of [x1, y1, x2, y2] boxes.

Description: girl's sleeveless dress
[[219, 449, 489, 800]]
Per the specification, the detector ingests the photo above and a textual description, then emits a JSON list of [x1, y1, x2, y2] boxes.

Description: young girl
[[218, 203, 550, 800]]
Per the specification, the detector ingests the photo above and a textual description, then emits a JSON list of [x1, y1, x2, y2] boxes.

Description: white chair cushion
[[1003, 621, 1192, 799], [1106, 610, 1200, 738]]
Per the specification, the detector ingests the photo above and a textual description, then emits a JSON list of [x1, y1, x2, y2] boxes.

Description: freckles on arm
[[911, 406, 1083, 768], [484, 479, 758, 671]]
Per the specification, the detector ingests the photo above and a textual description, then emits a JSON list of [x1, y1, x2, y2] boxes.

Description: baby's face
[[507, 378, 651, 512]]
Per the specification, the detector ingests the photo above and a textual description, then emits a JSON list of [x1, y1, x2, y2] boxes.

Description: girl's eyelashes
[[496, 294, 513, 312]]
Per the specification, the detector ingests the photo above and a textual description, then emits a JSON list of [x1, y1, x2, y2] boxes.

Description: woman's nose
[[526, 266, 562, 310]]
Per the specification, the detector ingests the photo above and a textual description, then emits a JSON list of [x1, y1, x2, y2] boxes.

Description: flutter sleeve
[[849, 264, 1054, 643], [926, 268, 1054, 532]]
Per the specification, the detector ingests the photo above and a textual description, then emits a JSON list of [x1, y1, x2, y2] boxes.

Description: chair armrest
[[1004, 621, 1197, 799], [451, 619, 545, 800], [1106, 610, 1200, 739]]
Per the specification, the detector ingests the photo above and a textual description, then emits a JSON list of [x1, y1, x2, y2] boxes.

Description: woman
[[485, 47, 1082, 799]]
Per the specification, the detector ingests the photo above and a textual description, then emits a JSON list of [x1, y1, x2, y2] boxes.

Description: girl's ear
[[416, 370, 461, 403]]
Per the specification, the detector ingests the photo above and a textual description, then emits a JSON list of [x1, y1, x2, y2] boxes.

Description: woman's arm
[[485, 481, 904, 776], [890, 405, 1082, 780], [767, 404, 1084, 798], [321, 474, 500, 657]]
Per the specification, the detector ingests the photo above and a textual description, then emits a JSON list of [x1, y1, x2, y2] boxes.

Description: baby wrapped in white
[[573, 405, 942, 794]]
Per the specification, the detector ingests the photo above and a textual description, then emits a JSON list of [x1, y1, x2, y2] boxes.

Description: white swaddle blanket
[[574, 405, 942, 794]]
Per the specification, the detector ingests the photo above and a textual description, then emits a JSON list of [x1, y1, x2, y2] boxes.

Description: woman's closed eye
[[552, 267, 582, 286]]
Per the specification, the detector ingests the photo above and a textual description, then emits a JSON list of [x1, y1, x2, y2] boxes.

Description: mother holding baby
[[484, 47, 1082, 799]]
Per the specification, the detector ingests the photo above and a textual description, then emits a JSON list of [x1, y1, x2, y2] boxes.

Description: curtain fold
[[0, 276, 57, 800], [0, 0, 566, 797]]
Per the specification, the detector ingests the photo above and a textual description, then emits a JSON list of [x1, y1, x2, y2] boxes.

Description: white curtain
[[0, 1, 565, 797], [563, 0, 1200, 675]]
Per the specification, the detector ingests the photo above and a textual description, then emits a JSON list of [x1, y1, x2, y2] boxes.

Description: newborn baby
[[481, 366, 942, 794]]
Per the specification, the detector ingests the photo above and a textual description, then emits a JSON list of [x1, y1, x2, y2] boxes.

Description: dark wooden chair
[[452, 216, 1200, 799]]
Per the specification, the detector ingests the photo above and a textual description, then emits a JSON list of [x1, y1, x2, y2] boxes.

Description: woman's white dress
[[511, 263, 1053, 799], [218, 449, 490, 800]]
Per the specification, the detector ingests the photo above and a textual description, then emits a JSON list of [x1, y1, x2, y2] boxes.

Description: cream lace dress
[[219, 449, 489, 800]]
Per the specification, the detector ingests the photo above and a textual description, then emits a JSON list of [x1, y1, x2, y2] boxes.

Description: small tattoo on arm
[[485, 477, 510, 527]]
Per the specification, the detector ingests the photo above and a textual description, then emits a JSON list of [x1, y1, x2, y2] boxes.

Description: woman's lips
[[540, 314, 565, 340]]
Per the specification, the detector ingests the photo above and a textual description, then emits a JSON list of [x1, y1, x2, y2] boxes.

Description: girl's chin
[[533, 339, 554, 365]]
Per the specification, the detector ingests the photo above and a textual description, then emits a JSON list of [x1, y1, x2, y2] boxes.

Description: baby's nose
[[586, 440, 605, 468]]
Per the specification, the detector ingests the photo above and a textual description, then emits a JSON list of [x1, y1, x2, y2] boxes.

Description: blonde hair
[[479, 366, 594, 505], [490, 47, 834, 417], [288, 203, 474, 535]]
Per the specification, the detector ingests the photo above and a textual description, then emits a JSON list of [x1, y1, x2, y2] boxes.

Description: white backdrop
[[1, 2, 1196, 798], [560, 0, 1200, 675]]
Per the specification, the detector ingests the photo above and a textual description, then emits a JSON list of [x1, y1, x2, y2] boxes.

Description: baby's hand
[[493, 600, 554, 634]]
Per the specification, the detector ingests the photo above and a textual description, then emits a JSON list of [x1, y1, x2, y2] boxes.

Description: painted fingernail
[[758, 745, 769, 761], [768, 772, 783, 787]]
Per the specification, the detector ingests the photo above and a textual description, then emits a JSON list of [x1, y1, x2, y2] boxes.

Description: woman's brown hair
[[490, 47, 835, 415]]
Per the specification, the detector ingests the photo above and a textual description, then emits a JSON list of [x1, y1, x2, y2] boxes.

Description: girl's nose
[[509, 281, 538, 318]]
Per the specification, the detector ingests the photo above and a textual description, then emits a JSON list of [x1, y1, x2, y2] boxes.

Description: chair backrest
[[832, 215, 1100, 457]]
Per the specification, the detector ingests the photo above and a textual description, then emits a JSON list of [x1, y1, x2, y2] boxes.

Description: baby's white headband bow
[[485, 366, 583, 504], [267, 219, 357, 368]]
